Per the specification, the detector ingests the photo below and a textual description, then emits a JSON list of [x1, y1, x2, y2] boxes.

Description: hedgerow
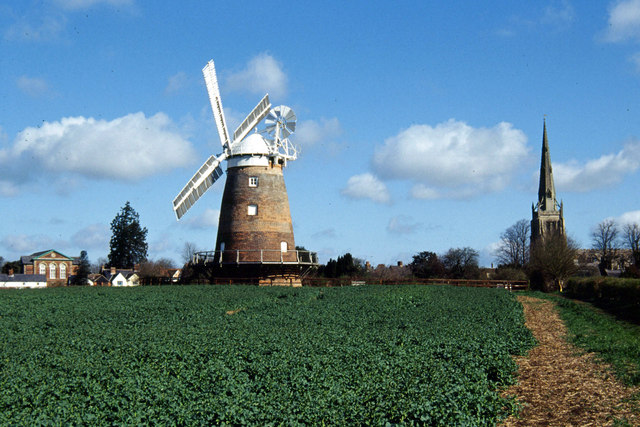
[[0, 285, 534, 425], [564, 277, 640, 323]]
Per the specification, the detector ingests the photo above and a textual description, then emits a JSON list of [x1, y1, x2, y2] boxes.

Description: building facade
[[21, 250, 78, 286]]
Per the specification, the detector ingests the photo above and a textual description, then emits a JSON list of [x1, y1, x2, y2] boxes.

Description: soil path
[[501, 295, 638, 426]]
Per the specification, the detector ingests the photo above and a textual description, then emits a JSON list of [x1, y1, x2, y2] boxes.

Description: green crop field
[[0, 285, 534, 425]]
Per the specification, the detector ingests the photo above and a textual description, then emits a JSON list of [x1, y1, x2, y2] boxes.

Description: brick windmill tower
[[172, 60, 317, 285]]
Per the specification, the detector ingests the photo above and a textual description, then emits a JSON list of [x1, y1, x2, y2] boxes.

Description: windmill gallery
[[172, 60, 318, 286]]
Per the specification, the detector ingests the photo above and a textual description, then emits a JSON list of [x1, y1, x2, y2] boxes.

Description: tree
[[321, 253, 363, 278], [0, 256, 4, 269], [409, 251, 445, 278], [108, 201, 148, 268], [139, 258, 175, 279], [1, 260, 21, 274], [623, 222, 640, 266], [495, 219, 530, 268], [529, 234, 578, 292], [442, 247, 480, 279], [591, 219, 620, 275], [70, 251, 91, 286], [182, 242, 199, 265], [93, 257, 108, 274]]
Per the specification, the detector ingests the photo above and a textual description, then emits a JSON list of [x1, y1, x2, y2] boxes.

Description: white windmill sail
[[172, 153, 227, 220], [202, 60, 230, 150], [232, 94, 271, 145]]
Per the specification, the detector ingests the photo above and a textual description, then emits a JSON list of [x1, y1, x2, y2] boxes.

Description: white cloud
[[410, 184, 441, 200], [53, 0, 134, 10], [342, 173, 390, 204], [70, 224, 110, 249], [617, 210, 640, 225], [373, 119, 529, 199], [183, 208, 220, 229], [226, 53, 288, 99], [4, 15, 66, 42], [0, 113, 196, 193], [387, 215, 420, 235], [1, 234, 68, 255], [553, 139, 640, 191], [542, 0, 575, 29], [603, 0, 640, 42], [16, 76, 51, 97], [165, 71, 189, 95], [311, 228, 337, 240], [630, 52, 640, 72], [295, 118, 342, 148]]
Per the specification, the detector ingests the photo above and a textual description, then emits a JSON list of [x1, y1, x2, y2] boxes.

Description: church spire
[[537, 118, 557, 212]]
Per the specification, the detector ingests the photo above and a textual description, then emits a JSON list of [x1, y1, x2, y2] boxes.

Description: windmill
[[172, 60, 316, 284]]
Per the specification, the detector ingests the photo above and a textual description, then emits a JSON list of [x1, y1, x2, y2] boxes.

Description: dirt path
[[501, 295, 639, 426]]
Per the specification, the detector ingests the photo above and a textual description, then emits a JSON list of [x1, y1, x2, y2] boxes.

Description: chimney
[[110, 266, 116, 275], [397, 261, 403, 267], [365, 261, 371, 271], [8, 268, 14, 277]]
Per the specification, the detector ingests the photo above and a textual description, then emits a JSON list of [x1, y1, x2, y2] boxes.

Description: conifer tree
[[71, 250, 91, 285], [108, 202, 148, 268]]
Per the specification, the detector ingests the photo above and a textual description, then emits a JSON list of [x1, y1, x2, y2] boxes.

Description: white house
[[108, 271, 140, 287], [0, 273, 47, 288]]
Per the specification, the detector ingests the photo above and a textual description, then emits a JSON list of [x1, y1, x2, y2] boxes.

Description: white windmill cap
[[231, 133, 270, 156]]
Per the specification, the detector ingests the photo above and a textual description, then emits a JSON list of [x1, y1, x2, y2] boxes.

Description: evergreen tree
[[71, 250, 91, 285], [108, 201, 148, 268]]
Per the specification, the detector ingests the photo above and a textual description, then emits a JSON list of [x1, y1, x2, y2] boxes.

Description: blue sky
[[1, 0, 640, 268]]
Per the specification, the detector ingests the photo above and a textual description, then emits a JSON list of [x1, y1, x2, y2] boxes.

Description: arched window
[[39, 263, 46, 275], [49, 263, 56, 279], [60, 264, 66, 280]]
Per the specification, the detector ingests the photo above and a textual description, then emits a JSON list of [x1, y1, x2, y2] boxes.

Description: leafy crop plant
[[0, 285, 534, 425]]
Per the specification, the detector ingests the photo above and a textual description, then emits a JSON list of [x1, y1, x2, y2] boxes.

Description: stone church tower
[[531, 120, 565, 245]]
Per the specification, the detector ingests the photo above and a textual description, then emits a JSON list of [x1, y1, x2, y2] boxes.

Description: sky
[[1, 0, 640, 268]]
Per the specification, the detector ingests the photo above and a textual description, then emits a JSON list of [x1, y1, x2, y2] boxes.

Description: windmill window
[[281, 242, 288, 253], [248, 204, 258, 216], [249, 177, 259, 187]]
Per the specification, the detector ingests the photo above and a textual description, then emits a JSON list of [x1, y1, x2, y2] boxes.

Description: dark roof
[[103, 269, 134, 281], [21, 250, 75, 264], [0, 274, 47, 282]]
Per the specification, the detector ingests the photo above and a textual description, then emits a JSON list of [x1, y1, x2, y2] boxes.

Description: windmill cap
[[231, 133, 270, 156]]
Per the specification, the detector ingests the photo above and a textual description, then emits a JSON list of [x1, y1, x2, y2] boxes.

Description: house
[[0, 271, 47, 288], [87, 273, 110, 286], [21, 250, 79, 286], [103, 267, 140, 287], [167, 268, 182, 283]]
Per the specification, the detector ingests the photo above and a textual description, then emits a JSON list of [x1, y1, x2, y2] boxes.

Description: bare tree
[[591, 219, 620, 275], [623, 222, 640, 266], [529, 234, 579, 292], [495, 219, 530, 268], [442, 247, 480, 279], [182, 242, 199, 264], [139, 258, 176, 278]]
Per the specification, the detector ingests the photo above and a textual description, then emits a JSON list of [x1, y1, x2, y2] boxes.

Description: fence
[[300, 277, 529, 290]]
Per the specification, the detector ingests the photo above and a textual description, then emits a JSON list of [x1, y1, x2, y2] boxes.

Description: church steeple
[[536, 119, 557, 213], [531, 118, 565, 245]]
